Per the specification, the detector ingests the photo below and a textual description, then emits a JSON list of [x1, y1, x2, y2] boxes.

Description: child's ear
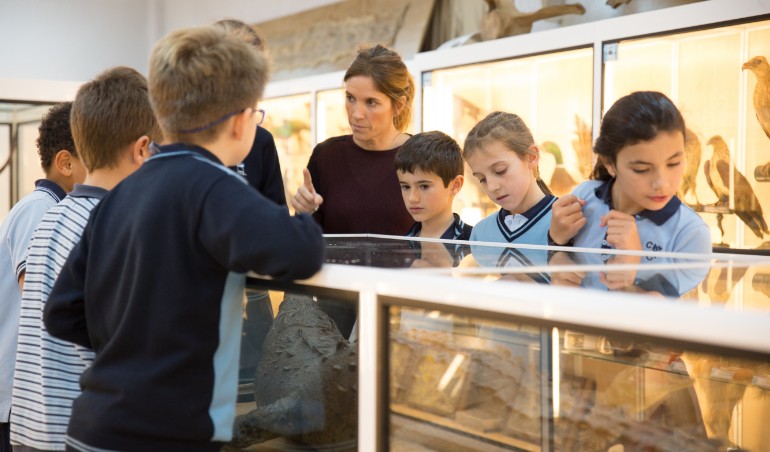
[[232, 108, 251, 141], [527, 145, 540, 168], [601, 156, 617, 178], [53, 149, 75, 177], [133, 136, 151, 164], [450, 174, 464, 195]]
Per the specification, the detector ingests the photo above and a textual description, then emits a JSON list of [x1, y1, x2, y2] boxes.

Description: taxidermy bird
[[742, 55, 770, 140], [704, 135, 769, 239], [572, 115, 594, 179], [480, 0, 586, 41], [541, 141, 577, 196], [677, 128, 702, 206]]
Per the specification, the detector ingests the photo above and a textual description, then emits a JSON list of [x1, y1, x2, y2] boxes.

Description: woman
[[292, 44, 415, 234], [293, 44, 415, 337]]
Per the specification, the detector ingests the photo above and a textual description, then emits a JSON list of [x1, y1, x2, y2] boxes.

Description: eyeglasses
[[248, 108, 266, 125], [175, 107, 266, 134]]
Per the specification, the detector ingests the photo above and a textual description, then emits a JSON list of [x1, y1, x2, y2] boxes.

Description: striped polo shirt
[[11, 184, 106, 450], [1, 179, 66, 425]]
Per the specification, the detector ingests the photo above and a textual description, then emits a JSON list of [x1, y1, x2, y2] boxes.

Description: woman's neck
[[354, 129, 408, 151]]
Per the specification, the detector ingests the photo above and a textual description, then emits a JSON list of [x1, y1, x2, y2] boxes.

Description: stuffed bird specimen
[[480, 0, 586, 41], [572, 115, 594, 179], [678, 128, 702, 205], [541, 141, 577, 197], [743, 55, 770, 140], [704, 135, 769, 239]]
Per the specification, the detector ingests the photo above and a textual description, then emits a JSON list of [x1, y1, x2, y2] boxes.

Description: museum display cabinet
[[260, 0, 770, 251], [239, 235, 770, 451], [0, 102, 56, 220]]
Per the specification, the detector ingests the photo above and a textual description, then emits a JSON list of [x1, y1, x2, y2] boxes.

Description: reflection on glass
[[605, 19, 770, 250], [389, 308, 770, 451], [561, 329, 770, 450], [233, 292, 358, 449], [259, 94, 312, 213], [324, 236, 470, 269], [423, 47, 593, 225], [316, 88, 349, 144], [390, 307, 542, 451]]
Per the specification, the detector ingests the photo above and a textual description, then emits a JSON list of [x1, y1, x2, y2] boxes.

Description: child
[[43, 26, 325, 451], [0, 102, 84, 450], [464, 111, 556, 245], [395, 131, 471, 240], [10, 66, 159, 450], [549, 91, 710, 293]]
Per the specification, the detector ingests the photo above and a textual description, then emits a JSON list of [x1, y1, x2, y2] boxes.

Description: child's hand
[[600, 210, 642, 251], [291, 168, 323, 214], [549, 194, 586, 245], [548, 251, 586, 287], [601, 254, 641, 291]]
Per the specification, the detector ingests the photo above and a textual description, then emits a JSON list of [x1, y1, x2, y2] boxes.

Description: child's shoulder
[[571, 179, 603, 198]]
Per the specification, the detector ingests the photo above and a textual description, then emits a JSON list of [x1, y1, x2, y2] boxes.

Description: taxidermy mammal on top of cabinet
[[479, 0, 586, 40]]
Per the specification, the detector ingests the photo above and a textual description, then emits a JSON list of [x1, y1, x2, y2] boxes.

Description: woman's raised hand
[[291, 168, 324, 214]]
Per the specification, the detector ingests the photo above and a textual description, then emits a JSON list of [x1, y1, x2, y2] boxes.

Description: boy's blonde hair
[[149, 26, 269, 144], [71, 66, 160, 172]]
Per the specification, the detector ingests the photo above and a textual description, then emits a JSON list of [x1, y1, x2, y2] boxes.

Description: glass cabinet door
[[259, 94, 312, 211], [603, 18, 770, 250], [422, 47, 594, 224]]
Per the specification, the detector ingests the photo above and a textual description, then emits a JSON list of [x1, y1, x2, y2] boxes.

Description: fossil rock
[[228, 294, 357, 450]]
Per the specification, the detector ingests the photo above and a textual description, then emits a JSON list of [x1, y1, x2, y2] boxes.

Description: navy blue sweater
[[44, 143, 324, 451], [230, 126, 287, 206]]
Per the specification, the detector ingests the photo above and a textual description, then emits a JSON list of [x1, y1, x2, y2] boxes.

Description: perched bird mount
[[678, 128, 703, 207], [704, 135, 769, 244], [742, 56, 770, 180], [480, 0, 586, 41], [541, 141, 578, 197]]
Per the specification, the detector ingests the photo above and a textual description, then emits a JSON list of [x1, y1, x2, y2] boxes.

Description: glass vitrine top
[[323, 234, 770, 312]]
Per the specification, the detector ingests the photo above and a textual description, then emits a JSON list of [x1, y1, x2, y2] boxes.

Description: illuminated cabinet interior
[[604, 19, 770, 250], [422, 47, 594, 224], [262, 5, 770, 251]]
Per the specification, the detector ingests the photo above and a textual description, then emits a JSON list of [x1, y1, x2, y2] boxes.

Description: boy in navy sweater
[[44, 26, 324, 451]]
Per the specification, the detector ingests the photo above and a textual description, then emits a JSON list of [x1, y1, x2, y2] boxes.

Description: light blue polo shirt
[[570, 179, 711, 295], [0, 180, 66, 422]]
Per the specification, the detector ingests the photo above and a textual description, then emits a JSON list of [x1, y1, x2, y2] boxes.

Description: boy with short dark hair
[[10, 66, 159, 451], [44, 26, 324, 451], [395, 130, 472, 240], [0, 102, 84, 451]]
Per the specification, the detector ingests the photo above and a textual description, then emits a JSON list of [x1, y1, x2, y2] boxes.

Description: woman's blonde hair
[[344, 44, 415, 132]]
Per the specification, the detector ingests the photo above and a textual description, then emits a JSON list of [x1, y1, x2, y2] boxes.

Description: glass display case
[[604, 18, 770, 251], [258, 94, 312, 210], [316, 88, 348, 145], [422, 47, 594, 224], [239, 235, 770, 451], [0, 102, 56, 220]]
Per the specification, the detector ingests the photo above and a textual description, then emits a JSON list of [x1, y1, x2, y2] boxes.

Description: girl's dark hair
[[591, 91, 686, 181], [344, 44, 415, 132], [463, 111, 553, 196]]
